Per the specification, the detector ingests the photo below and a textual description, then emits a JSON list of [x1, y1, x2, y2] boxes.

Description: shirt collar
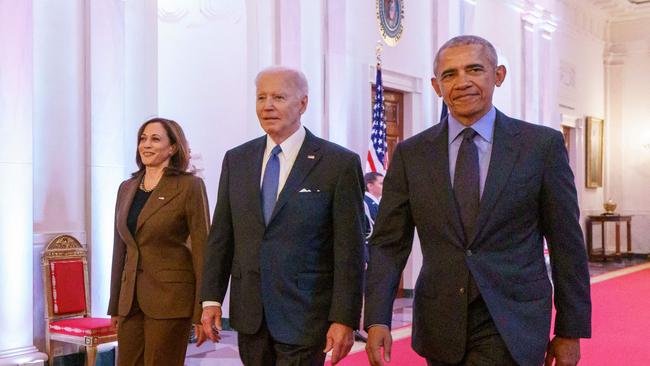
[[365, 191, 380, 205], [448, 106, 496, 145], [265, 125, 306, 158]]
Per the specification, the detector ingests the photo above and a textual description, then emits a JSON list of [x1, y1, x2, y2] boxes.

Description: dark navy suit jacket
[[201, 128, 365, 346], [364, 110, 591, 366], [364, 194, 380, 238]]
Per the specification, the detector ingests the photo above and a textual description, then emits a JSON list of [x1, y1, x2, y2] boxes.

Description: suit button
[[459, 287, 466, 294], [466, 250, 473, 256]]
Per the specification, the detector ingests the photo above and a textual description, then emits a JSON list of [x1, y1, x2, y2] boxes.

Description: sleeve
[[363, 143, 415, 329], [107, 182, 126, 316], [328, 153, 366, 329], [186, 176, 211, 324], [200, 152, 235, 305], [540, 130, 592, 338]]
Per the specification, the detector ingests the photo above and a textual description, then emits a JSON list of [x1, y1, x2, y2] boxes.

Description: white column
[[0, 1, 47, 363], [32, 0, 88, 350], [521, 12, 539, 123], [538, 13, 557, 127], [88, 0, 128, 316], [603, 47, 625, 205]]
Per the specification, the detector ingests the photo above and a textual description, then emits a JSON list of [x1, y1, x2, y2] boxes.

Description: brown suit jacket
[[108, 172, 210, 323]]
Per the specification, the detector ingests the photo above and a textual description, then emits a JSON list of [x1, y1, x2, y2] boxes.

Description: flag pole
[[376, 41, 382, 70]]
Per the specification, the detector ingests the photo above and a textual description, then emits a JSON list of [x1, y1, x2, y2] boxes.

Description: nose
[[263, 98, 274, 110], [455, 72, 472, 87]]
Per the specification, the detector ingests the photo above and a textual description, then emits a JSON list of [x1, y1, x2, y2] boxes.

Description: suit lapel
[[116, 175, 140, 247], [420, 121, 465, 247], [268, 129, 321, 226], [247, 136, 267, 226], [136, 174, 181, 233], [470, 110, 521, 247]]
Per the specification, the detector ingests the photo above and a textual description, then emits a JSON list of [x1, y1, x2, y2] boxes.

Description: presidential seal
[[376, 0, 404, 46]]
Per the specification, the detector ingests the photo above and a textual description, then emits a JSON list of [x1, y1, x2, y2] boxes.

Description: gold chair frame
[[41, 234, 117, 366]]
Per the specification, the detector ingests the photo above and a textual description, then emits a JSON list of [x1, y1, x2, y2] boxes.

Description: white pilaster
[[88, 0, 128, 316], [0, 0, 47, 363]]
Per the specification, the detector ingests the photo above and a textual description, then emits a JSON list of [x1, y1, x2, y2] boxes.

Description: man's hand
[[200, 305, 223, 343], [194, 324, 207, 346], [545, 336, 580, 366], [323, 322, 354, 365], [365, 326, 392, 366], [110, 316, 120, 332]]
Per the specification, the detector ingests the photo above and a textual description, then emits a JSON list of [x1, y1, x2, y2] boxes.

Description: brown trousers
[[117, 298, 191, 366]]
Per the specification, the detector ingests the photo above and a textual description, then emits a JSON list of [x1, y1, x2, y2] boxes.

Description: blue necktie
[[453, 128, 480, 244], [262, 145, 282, 225]]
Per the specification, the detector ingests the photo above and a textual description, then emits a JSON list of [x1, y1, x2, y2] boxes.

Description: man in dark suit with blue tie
[[364, 35, 591, 366], [199, 66, 365, 366]]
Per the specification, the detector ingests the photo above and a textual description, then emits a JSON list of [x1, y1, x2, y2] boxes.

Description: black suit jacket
[[364, 110, 591, 366], [201, 128, 365, 346]]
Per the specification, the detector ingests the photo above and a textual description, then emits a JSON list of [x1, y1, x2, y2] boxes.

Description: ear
[[299, 95, 308, 114], [430, 77, 443, 97], [495, 65, 507, 87]]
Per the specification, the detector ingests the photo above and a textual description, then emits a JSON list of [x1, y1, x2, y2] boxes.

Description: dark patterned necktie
[[261, 145, 282, 225], [453, 128, 479, 244]]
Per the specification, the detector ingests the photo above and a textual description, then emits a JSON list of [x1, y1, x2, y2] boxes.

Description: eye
[[257, 95, 266, 101], [274, 95, 285, 101], [441, 73, 454, 80]]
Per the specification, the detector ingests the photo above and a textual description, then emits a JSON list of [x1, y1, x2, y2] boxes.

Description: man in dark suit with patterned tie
[[199, 66, 365, 366], [364, 35, 591, 366]]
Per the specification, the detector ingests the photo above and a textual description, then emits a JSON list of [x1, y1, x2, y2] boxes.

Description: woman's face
[[138, 122, 175, 169]]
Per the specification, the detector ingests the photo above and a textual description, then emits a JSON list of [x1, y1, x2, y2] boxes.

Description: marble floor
[[185, 256, 649, 365]]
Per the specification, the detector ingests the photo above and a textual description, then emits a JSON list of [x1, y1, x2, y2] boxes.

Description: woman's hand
[[110, 316, 120, 332]]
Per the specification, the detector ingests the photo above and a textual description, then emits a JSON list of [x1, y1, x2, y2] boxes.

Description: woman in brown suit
[[108, 118, 209, 365]]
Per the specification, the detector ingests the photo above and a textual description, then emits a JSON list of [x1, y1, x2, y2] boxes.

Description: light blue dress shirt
[[448, 107, 496, 199]]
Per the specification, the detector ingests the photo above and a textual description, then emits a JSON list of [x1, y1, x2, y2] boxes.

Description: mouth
[[141, 152, 155, 158], [453, 93, 479, 102]]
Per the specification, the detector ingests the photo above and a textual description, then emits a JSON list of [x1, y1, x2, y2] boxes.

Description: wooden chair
[[41, 234, 117, 365]]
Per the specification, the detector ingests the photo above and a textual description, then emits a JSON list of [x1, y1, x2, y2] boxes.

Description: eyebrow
[[465, 63, 485, 69]]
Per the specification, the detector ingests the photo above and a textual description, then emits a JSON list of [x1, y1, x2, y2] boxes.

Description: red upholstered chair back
[[42, 235, 90, 320], [49, 259, 87, 315]]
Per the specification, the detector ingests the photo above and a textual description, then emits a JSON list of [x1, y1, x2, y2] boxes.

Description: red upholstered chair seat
[[49, 259, 86, 315], [49, 317, 114, 337]]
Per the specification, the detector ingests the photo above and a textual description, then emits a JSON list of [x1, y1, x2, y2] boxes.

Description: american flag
[[366, 66, 387, 174]]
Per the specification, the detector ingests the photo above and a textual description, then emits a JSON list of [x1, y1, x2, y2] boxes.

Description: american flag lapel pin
[[307, 154, 315, 159]]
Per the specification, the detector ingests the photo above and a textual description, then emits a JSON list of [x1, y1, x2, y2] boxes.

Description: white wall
[[606, 18, 650, 252]]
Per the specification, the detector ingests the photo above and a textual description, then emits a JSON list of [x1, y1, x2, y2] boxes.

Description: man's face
[[431, 44, 506, 126], [367, 176, 384, 198], [256, 71, 308, 143]]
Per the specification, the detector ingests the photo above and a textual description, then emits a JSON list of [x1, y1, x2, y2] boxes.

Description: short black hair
[[364, 172, 384, 191]]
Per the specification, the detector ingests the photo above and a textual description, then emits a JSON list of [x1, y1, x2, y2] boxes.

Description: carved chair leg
[[85, 345, 97, 366], [45, 332, 53, 366]]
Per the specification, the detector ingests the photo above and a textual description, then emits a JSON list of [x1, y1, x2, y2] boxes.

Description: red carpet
[[328, 266, 650, 365], [579, 267, 650, 365], [327, 335, 425, 366]]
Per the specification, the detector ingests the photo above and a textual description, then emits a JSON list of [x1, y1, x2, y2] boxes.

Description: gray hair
[[255, 66, 309, 97], [433, 35, 498, 76]]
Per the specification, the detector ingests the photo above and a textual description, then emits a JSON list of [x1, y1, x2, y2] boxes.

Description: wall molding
[[33, 231, 87, 246], [368, 64, 423, 94]]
